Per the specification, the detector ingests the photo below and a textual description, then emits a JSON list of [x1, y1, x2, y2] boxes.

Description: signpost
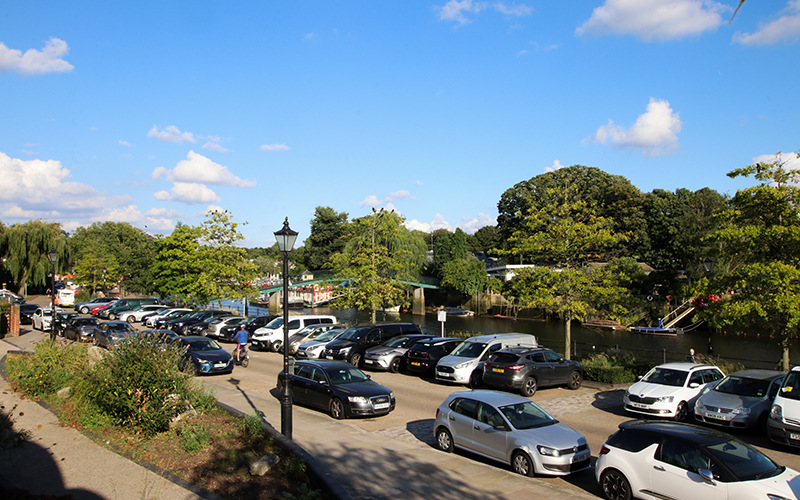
[[438, 309, 446, 337]]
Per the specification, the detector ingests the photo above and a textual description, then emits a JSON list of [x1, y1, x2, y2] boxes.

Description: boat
[[443, 307, 474, 317], [628, 326, 682, 337]]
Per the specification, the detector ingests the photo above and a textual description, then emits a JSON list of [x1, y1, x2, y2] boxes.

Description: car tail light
[[506, 364, 525, 371], [598, 445, 611, 456], [435, 408, 440, 419], [420, 352, 429, 358]]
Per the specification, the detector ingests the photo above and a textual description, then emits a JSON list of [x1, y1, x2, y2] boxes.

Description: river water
[[221, 300, 795, 371]]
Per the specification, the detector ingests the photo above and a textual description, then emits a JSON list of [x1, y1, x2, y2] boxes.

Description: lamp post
[[47, 248, 58, 340], [274, 217, 298, 439], [703, 257, 716, 274]]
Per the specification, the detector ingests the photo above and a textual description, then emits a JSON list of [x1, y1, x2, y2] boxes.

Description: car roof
[[653, 362, 718, 371], [495, 346, 551, 355], [446, 389, 532, 406], [726, 369, 785, 381], [295, 359, 355, 369], [617, 420, 732, 446]]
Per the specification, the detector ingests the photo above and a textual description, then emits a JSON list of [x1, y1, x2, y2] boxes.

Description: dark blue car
[[173, 336, 234, 375]]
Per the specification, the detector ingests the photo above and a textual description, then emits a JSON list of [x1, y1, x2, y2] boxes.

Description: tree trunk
[[782, 335, 791, 371], [564, 317, 571, 360]]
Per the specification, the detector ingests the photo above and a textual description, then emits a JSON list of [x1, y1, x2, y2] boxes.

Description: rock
[[56, 386, 72, 399], [87, 346, 106, 366], [249, 454, 280, 476]]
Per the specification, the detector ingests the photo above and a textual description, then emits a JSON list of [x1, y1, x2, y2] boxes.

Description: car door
[[290, 365, 313, 407], [650, 438, 727, 500], [545, 350, 572, 386], [304, 366, 332, 410], [471, 402, 509, 461], [447, 398, 479, 449], [526, 352, 549, 385]]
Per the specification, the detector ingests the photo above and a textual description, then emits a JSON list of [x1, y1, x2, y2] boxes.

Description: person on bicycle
[[235, 325, 248, 363]]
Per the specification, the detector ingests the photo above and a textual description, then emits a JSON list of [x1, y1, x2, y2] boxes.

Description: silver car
[[433, 390, 590, 477], [694, 369, 784, 430], [362, 334, 435, 372], [294, 328, 345, 359]]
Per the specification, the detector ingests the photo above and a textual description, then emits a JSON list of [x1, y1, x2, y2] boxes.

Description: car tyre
[[126, 316, 135, 324], [348, 352, 362, 367], [180, 326, 189, 335], [388, 357, 402, 373], [435, 427, 454, 453], [599, 468, 632, 500], [520, 376, 538, 397], [568, 371, 582, 390], [330, 398, 346, 419], [468, 370, 483, 389], [80, 306, 89, 314], [511, 451, 535, 477], [674, 401, 688, 422], [272, 340, 282, 352], [109, 313, 116, 320]]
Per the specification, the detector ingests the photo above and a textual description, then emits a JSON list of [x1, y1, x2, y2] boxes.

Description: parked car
[[162, 310, 234, 335], [0, 288, 24, 303], [694, 369, 784, 431], [118, 304, 169, 324], [19, 303, 39, 324], [286, 323, 342, 355], [90, 301, 118, 316], [768, 365, 800, 447], [55, 311, 78, 333], [406, 337, 463, 376], [100, 298, 161, 320], [362, 334, 436, 372], [623, 362, 725, 422], [144, 308, 193, 327], [595, 420, 798, 500], [140, 329, 180, 348], [173, 336, 234, 375], [323, 323, 422, 367], [434, 390, 590, 477], [32, 307, 60, 331], [276, 359, 395, 419], [63, 317, 100, 342], [93, 321, 137, 348], [218, 314, 279, 342], [195, 315, 245, 338], [251, 315, 336, 351], [74, 297, 117, 314], [482, 347, 583, 396], [435, 333, 538, 387], [294, 328, 347, 359]]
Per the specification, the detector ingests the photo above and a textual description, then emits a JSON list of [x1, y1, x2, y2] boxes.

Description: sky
[[2, 1, 800, 248]]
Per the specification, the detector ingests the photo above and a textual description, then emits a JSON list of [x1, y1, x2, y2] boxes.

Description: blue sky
[[2, 1, 800, 247]]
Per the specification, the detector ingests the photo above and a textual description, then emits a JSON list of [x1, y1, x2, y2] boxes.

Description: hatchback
[[294, 328, 346, 359], [173, 336, 234, 375], [483, 347, 583, 396], [434, 390, 590, 477], [406, 338, 463, 376], [624, 362, 725, 421], [694, 369, 784, 431], [362, 333, 436, 372], [595, 420, 799, 500], [93, 321, 137, 348], [64, 316, 99, 342]]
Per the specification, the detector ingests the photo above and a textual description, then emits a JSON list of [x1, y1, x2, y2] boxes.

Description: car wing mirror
[[492, 423, 509, 431], [689, 382, 700, 389], [697, 468, 715, 484], [558, 358, 566, 364]]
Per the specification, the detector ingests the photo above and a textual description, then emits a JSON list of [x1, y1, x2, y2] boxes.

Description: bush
[[6, 341, 88, 398], [577, 352, 650, 384]]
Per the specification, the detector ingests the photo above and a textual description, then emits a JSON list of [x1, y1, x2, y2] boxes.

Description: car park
[[482, 347, 583, 396], [624, 362, 725, 422], [362, 333, 436, 372], [276, 359, 395, 419], [173, 336, 234, 375], [251, 315, 336, 351], [595, 420, 799, 500], [286, 323, 342, 355], [63, 317, 100, 342], [322, 323, 422, 367], [144, 308, 193, 327], [435, 333, 538, 387], [74, 297, 117, 314], [294, 328, 347, 359], [100, 298, 161, 320], [434, 390, 590, 477], [196, 315, 246, 338], [694, 369, 784, 431], [93, 321, 137, 348], [768, 366, 800, 447], [406, 337, 463, 376], [118, 304, 169, 323]]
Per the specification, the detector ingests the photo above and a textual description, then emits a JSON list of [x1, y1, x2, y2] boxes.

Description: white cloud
[[171, 150, 255, 187], [92, 205, 144, 224], [202, 141, 229, 153], [359, 195, 382, 207], [147, 125, 196, 143], [119, 140, 132, 147], [145, 207, 185, 218], [151, 166, 170, 180], [733, 0, 800, 45], [545, 160, 566, 172], [435, 0, 532, 26], [585, 98, 683, 157], [389, 190, 410, 199], [203, 205, 226, 215], [461, 213, 497, 233], [752, 151, 800, 174], [404, 213, 454, 233], [260, 143, 290, 152], [0, 37, 74, 75], [576, 0, 725, 42], [153, 182, 221, 204]]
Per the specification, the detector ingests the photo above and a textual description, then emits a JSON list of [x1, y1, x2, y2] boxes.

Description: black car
[[19, 303, 39, 324], [93, 321, 137, 348], [173, 336, 234, 375], [277, 360, 395, 419], [482, 347, 583, 396], [406, 337, 463, 376], [218, 314, 279, 342], [64, 316, 99, 341], [362, 334, 436, 372], [323, 323, 422, 367], [162, 310, 233, 335]]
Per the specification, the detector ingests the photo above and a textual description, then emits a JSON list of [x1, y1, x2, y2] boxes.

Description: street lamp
[[274, 217, 298, 439], [703, 258, 716, 274], [47, 248, 58, 340]]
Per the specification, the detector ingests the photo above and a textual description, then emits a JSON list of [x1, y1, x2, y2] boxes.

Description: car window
[[295, 365, 312, 380], [543, 351, 562, 363], [490, 352, 521, 364], [443, 341, 461, 354], [309, 367, 326, 383], [642, 367, 688, 387], [477, 403, 505, 427], [531, 352, 546, 363], [326, 366, 369, 384], [606, 429, 661, 453], [498, 401, 557, 430], [288, 319, 301, 329], [449, 398, 478, 419], [703, 369, 725, 383], [770, 378, 783, 399], [366, 330, 381, 343], [704, 438, 781, 481], [659, 439, 709, 473], [689, 371, 704, 386], [480, 344, 502, 361], [451, 342, 488, 358], [715, 375, 772, 398]]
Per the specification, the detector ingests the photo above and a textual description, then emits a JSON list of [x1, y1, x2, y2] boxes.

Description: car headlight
[[348, 396, 368, 404], [196, 358, 209, 364], [695, 402, 706, 411], [731, 406, 751, 415], [339, 346, 352, 354], [771, 404, 783, 420], [389, 392, 395, 400], [454, 362, 471, 370], [656, 396, 674, 403], [537, 446, 561, 457], [309, 345, 323, 352]]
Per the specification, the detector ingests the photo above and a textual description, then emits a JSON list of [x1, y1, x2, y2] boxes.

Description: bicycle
[[234, 343, 250, 368]]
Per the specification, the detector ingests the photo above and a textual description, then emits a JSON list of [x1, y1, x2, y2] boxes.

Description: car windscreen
[[779, 371, 800, 401], [714, 376, 771, 398], [339, 326, 370, 341], [107, 323, 133, 333], [499, 401, 557, 430], [313, 329, 343, 342], [641, 367, 689, 387], [383, 336, 412, 348], [265, 317, 283, 329], [488, 352, 522, 364], [703, 438, 782, 481], [451, 342, 487, 358], [324, 365, 370, 384], [185, 338, 221, 351], [74, 318, 97, 326]]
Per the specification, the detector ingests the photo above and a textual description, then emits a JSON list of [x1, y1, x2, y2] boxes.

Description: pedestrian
[[686, 348, 696, 362]]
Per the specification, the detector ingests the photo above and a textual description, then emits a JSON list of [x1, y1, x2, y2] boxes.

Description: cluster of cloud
[[585, 98, 683, 157], [147, 125, 196, 144], [261, 143, 290, 152], [358, 190, 411, 208], [435, 0, 533, 26], [152, 150, 255, 203], [405, 213, 496, 234], [0, 37, 74, 75], [733, 0, 800, 45]]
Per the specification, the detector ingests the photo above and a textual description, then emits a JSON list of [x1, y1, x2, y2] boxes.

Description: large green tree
[[199, 210, 258, 307], [441, 256, 488, 302], [152, 223, 206, 304], [304, 206, 349, 271], [0, 220, 67, 295], [72, 246, 120, 296]]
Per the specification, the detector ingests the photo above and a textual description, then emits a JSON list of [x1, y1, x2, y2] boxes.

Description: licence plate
[[325, 356, 334, 360], [492, 367, 504, 373], [572, 452, 589, 463], [630, 402, 648, 409], [364, 359, 374, 364], [790, 433, 800, 441], [411, 361, 421, 366], [706, 413, 726, 420], [373, 402, 390, 410], [214, 362, 227, 368]]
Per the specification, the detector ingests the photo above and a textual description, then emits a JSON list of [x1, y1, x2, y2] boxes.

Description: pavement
[[0, 297, 607, 500]]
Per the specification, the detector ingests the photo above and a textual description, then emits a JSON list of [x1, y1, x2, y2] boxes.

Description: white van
[[435, 333, 538, 387], [55, 288, 75, 307], [251, 315, 337, 352], [768, 366, 800, 447]]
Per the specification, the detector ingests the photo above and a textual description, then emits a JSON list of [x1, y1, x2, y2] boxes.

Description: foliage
[[433, 228, 469, 275], [5, 341, 87, 398], [304, 206, 349, 271], [176, 421, 212, 453], [152, 222, 206, 303], [441, 256, 488, 300], [0, 219, 67, 294], [470, 225, 502, 255], [575, 352, 649, 384], [72, 246, 120, 295], [199, 210, 259, 307]]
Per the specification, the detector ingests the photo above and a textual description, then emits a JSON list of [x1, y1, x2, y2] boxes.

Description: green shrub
[[577, 352, 649, 384], [176, 423, 211, 453], [74, 289, 91, 303], [6, 341, 88, 398]]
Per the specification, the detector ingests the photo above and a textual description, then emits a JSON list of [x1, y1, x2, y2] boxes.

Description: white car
[[32, 307, 61, 331], [143, 308, 192, 327], [118, 304, 169, 323], [624, 362, 725, 421], [596, 420, 799, 500]]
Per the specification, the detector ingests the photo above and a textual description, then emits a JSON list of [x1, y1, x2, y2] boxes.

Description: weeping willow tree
[[0, 220, 68, 295]]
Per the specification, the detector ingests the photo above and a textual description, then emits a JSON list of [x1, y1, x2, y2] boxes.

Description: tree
[[304, 207, 349, 271], [470, 225, 501, 255], [199, 210, 259, 307], [72, 247, 120, 296], [0, 220, 67, 294], [700, 153, 800, 369], [152, 223, 205, 304], [433, 228, 469, 277], [441, 256, 488, 302]]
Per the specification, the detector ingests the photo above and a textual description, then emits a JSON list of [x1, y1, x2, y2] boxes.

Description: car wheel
[[348, 352, 362, 367], [126, 316, 135, 324], [599, 468, 632, 500], [520, 376, 538, 397], [330, 398, 346, 419], [276, 377, 284, 394], [180, 326, 189, 335], [388, 357, 402, 373], [568, 371, 582, 390], [435, 427, 454, 453], [109, 313, 116, 320], [272, 340, 282, 352], [468, 370, 483, 389], [511, 451, 535, 477], [80, 306, 89, 314], [674, 401, 688, 422]]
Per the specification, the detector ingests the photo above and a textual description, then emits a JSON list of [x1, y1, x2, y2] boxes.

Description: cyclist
[[235, 325, 249, 364]]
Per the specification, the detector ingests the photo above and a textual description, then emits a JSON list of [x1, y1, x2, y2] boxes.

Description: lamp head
[[274, 217, 298, 253]]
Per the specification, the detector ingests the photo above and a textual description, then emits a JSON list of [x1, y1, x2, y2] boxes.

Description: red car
[[91, 301, 118, 316]]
